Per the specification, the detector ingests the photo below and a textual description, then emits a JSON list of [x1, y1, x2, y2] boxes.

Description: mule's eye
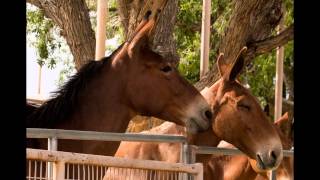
[[238, 104, 250, 111], [161, 66, 172, 73]]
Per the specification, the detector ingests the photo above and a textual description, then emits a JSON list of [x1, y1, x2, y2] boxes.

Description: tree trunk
[[195, 0, 286, 90], [117, 0, 179, 63], [27, 0, 96, 70], [284, 63, 294, 100]]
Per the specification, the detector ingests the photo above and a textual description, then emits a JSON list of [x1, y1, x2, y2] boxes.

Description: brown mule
[[103, 47, 283, 179], [26, 10, 212, 156], [207, 112, 293, 180]]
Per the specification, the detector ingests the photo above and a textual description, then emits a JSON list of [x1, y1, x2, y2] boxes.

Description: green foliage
[[56, 55, 76, 87], [175, 0, 233, 83], [284, 0, 294, 26], [239, 39, 293, 111], [27, 0, 294, 111], [27, 5, 56, 68], [241, 52, 276, 108], [175, 0, 293, 112], [177, 32, 201, 83], [27, 1, 123, 86]]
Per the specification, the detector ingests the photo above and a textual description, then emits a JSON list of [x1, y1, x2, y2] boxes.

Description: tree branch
[[246, 24, 293, 59]]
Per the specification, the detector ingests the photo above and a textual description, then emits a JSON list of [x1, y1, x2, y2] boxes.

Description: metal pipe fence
[[27, 148, 203, 180], [27, 128, 294, 180]]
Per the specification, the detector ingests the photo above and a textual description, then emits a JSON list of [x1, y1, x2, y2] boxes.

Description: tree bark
[[27, 0, 96, 70], [195, 0, 286, 90], [283, 62, 294, 101], [117, 0, 179, 63]]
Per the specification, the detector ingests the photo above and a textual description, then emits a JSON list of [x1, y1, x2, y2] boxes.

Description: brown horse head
[[274, 112, 294, 149], [113, 11, 212, 133], [251, 112, 294, 179], [201, 47, 283, 171]]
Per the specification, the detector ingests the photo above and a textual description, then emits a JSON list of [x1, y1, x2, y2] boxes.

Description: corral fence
[[27, 128, 293, 180], [27, 128, 198, 180], [27, 148, 203, 180]]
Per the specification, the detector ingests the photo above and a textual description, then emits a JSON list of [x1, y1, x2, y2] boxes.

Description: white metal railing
[[27, 128, 294, 180], [27, 148, 203, 180], [27, 128, 187, 143], [27, 128, 189, 163], [27, 128, 190, 179]]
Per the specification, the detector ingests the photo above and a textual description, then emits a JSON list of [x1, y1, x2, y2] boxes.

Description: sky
[[27, 45, 62, 100], [26, 35, 120, 100], [26, 3, 122, 101]]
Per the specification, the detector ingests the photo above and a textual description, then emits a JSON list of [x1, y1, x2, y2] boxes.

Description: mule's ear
[[274, 112, 290, 136], [225, 47, 247, 81], [128, 10, 158, 58], [216, 53, 226, 77], [127, 10, 152, 43]]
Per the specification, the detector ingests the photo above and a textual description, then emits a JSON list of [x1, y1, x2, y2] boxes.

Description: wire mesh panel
[[64, 163, 108, 180], [63, 163, 197, 180], [103, 167, 195, 180], [27, 148, 203, 180], [26, 159, 51, 180]]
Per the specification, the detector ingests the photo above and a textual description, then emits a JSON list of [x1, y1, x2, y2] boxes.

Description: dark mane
[[27, 43, 125, 128]]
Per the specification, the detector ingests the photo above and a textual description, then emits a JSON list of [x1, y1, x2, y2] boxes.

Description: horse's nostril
[[256, 153, 265, 170], [270, 150, 277, 161], [204, 110, 212, 120]]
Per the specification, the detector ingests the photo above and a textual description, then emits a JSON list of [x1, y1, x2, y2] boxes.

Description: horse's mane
[[27, 43, 125, 128]]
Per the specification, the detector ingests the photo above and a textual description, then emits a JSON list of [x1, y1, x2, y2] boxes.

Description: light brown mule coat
[[206, 112, 293, 180]]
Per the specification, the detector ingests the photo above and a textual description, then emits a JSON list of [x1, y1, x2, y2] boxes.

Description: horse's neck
[[147, 122, 186, 135], [206, 155, 257, 180], [226, 156, 257, 180], [58, 62, 135, 132], [187, 129, 221, 165]]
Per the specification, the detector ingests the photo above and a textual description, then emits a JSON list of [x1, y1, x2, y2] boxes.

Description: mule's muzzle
[[187, 108, 213, 134], [204, 109, 213, 121], [256, 148, 282, 171]]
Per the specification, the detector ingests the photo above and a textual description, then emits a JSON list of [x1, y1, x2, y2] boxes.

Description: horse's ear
[[216, 53, 226, 77], [274, 112, 290, 136], [127, 11, 152, 43], [128, 10, 158, 58], [224, 47, 247, 81]]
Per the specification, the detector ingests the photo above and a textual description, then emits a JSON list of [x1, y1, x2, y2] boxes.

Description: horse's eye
[[161, 66, 172, 73], [238, 104, 250, 111]]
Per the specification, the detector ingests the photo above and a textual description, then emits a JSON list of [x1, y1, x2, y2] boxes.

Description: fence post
[[269, 170, 276, 180], [47, 137, 58, 179], [179, 142, 192, 180], [194, 163, 203, 180], [95, 0, 108, 60], [200, 0, 211, 78], [189, 145, 197, 164], [53, 161, 65, 180]]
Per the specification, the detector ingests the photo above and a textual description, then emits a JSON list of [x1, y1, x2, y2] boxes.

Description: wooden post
[[195, 163, 203, 180], [269, 169, 277, 180], [272, 9, 285, 180], [200, 0, 211, 78], [53, 161, 65, 180], [47, 137, 58, 179], [37, 65, 42, 95], [274, 14, 285, 121], [95, 0, 108, 60]]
